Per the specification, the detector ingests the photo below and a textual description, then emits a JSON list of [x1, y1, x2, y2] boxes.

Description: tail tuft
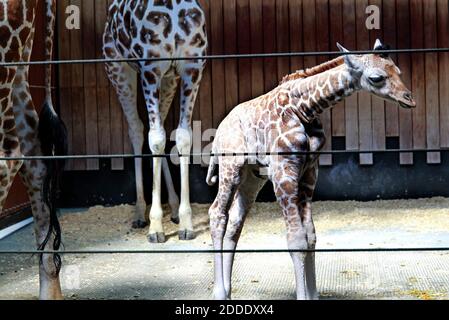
[[38, 102, 68, 274], [39, 102, 68, 159]]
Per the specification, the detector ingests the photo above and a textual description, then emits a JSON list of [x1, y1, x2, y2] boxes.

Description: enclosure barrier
[[1, 46, 449, 257]]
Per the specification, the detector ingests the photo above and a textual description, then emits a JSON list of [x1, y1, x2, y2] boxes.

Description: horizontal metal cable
[[0, 148, 447, 161], [1, 48, 448, 67], [1, 247, 449, 255]]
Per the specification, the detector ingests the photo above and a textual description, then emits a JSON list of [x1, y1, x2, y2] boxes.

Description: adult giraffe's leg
[[103, 36, 148, 228], [140, 62, 170, 243], [176, 62, 205, 240], [272, 162, 309, 300], [209, 163, 242, 300], [0, 13, 64, 298], [222, 167, 267, 299], [10, 58, 63, 299], [21, 161, 64, 299], [300, 164, 319, 300]]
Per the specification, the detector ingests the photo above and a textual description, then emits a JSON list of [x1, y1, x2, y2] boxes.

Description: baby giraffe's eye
[[369, 75, 385, 85]]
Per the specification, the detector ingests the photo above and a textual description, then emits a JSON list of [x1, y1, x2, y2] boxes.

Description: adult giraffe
[[0, 0, 67, 299], [207, 40, 416, 300], [103, 0, 208, 242]]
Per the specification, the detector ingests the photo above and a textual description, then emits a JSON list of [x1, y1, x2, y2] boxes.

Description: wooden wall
[[57, 0, 449, 169], [58, 0, 132, 172]]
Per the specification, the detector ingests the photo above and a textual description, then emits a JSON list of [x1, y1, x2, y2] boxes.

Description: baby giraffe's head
[[337, 39, 416, 109]]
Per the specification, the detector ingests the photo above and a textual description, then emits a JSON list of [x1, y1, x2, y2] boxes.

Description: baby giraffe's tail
[[206, 154, 218, 186]]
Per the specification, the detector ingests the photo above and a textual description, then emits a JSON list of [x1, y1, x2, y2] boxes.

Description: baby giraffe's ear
[[373, 38, 390, 58], [373, 39, 383, 50], [337, 42, 360, 73]]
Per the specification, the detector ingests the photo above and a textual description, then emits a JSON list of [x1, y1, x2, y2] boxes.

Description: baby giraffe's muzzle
[[398, 91, 416, 109]]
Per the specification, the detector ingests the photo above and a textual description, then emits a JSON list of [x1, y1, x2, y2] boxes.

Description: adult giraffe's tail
[[37, 0, 68, 274]]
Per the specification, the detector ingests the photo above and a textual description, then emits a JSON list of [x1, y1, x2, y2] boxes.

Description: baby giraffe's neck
[[285, 64, 360, 123]]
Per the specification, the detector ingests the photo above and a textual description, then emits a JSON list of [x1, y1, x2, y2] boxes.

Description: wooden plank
[[342, 0, 358, 151], [396, 0, 413, 165], [96, 0, 112, 161], [382, 0, 399, 137], [250, 0, 264, 97], [198, 0, 212, 155], [82, 0, 99, 170], [109, 86, 125, 170], [262, 0, 277, 92], [70, 0, 86, 170], [171, 86, 181, 132], [356, 0, 373, 165], [191, 0, 203, 133], [437, 0, 449, 148], [410, 0, 426, 150], [329, 0, 345, 137], [223, 0, 238, 113], [423, 0, 441, 164], [165, 81, 176, 133], [123, 115, 133, 154], [120, 3, 132, 156], [30, 1, 45, 111], [288, 0, 304, 73], [191, 0, 206, 133], [57, 0, 73, 170], [276, 0, 290, 81], [237, 0, 252, 102], [316, 0, 332, 166], [210, 0, 226, 128], [369, 0, 385, 152], [103, 0, 123, 170], [302, 0, 316, 69]]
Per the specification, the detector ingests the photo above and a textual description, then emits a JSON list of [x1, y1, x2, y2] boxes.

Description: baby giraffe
[[206, 40, 416, 300]]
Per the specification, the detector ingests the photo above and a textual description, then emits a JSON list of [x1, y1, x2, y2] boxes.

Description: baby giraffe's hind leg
[[299, 165, 319, 300], [222, 167, 267, 299], [209, 163, 243, 300]]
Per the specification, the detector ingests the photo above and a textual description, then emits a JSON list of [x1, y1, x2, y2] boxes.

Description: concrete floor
[[1, 198, 449, 300]]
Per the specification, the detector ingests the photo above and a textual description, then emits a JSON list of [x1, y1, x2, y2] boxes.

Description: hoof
[[147, 232, 166, 243], [178, 229, 195, 241], [132, 220, 148, 229], [171, 216, 180, 225]]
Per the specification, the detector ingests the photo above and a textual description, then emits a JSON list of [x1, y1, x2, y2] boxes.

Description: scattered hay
[[400, 289, 446, 300]]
